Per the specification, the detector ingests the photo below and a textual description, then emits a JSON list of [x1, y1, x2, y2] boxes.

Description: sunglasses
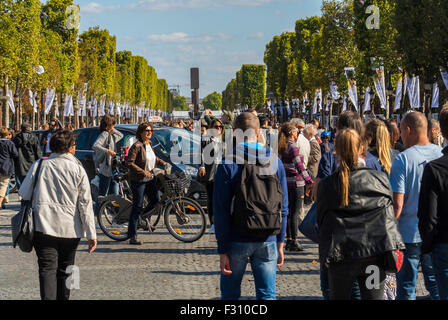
[[145, 129, 153, 133], [213, 125, 224, 129]]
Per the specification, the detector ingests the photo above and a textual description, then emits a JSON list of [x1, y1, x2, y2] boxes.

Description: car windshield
[[152, 128, 201, 163], [119, 128, 202, 164]]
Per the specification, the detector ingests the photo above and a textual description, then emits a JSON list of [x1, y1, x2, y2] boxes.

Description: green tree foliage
[[320, 0, 358, 93], [42, 0, 80, 94], [222, 78, 237, 110], [203, 92, 222, 110], [173, 96, 188, 111], [395, 0, 448, 80], [240, 65, 266, 107], [115, 51, 135, 104], [78, 27, 116, 100]]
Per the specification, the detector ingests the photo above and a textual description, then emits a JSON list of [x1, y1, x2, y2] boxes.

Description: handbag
[[11, 159, 44, 253], [383, 250, 404, 274], [298, 202, 319, 243]]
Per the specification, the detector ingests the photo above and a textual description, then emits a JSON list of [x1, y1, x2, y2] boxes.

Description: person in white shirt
[[126, 123, 168, 245], [291, 118, 311, 167]]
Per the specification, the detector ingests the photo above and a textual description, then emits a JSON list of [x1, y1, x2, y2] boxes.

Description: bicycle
[[97, 156, 207, 243]]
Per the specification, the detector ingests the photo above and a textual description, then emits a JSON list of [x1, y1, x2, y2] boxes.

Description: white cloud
[[80, 2, 107, 14], [81, 0, 301, 13], [248, 32, 265, 40], [147, 32, 229, 44]]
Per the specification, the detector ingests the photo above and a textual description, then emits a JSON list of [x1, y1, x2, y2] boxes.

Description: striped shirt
[[280, 140, 313, 188]]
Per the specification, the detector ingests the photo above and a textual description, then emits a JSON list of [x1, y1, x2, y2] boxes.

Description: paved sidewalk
[[0, 194, 429, 300]]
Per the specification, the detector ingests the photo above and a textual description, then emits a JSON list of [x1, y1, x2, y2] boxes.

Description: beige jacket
[[19, 153, 97, 240]]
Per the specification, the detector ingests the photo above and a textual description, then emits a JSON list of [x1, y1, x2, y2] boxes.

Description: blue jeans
[[221, 242, 278, 300], [128, 180, 159, 239], [320, 261, 361, 300], [95, 174, 119, 215], [431, 243, 448, 300], [396, 242, 440, 300]]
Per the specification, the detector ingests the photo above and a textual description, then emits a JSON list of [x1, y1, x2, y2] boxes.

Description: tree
[[395, 0, 448, 80], [240, 65, 266, 107], [173, 96, 188, 111], [78, 27, 116, 99], [42, 0, 81, 94], [222, 78, 237, 110], [202, 92, 222, 110]]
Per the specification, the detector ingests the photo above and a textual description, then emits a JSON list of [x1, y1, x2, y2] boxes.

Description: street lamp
[[386, 72, 394, 120]]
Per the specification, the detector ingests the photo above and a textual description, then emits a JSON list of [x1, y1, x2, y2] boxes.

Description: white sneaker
[[209, 224, 215, 234]]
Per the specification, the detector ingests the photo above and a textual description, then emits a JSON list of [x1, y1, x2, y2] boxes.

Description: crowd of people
[[2, 104, 448, 301], [199, 106, 448, 301]]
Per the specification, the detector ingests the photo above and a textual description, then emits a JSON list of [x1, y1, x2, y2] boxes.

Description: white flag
[[64, 94, 74, 117], [432, 83, 439, 109], [441, 70, 448, 90], [407, 76, 420, 109], [8, 90, 15, 114], [92, 100, 98, 117], [345, 67, 358, 111], [364, 88, 371, 112], [329, 81, 340, 100], [99, 99, 105, 116], [394, 78, 403, 111], [374, 69, 387, 110], [45, 88, 56, 115], [29, 90, 38, 113]]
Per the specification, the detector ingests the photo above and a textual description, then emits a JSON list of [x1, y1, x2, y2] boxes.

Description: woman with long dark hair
[[126, 123, 167, 245], [93, 115, 123, 213], [199, 118, 225, 233], [316, 129, 404, 300], [278, 122, 313, 252]]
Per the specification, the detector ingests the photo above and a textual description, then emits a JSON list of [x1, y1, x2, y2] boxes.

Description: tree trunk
[[4, 78, 9, 128]]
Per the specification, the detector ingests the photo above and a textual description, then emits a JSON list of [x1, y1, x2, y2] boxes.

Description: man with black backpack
[[213, 112, 289, 300]]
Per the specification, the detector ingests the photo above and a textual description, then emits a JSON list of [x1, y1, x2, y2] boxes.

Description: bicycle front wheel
[[98, 198, 132, 241], [163, 197, 206, 243]]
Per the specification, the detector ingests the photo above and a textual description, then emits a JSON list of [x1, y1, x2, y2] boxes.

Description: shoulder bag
[[11, 159, 44, 253]]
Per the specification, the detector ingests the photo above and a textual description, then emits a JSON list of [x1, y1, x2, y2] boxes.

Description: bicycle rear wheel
[[163, 197, 206, 243], [98, 198, 132, 241]]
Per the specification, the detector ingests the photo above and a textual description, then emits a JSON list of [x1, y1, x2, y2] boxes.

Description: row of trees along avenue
[[0, 0, 174, 130]]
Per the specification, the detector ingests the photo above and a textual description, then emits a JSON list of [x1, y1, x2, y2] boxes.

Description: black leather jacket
[[317, 167, 405, 265]]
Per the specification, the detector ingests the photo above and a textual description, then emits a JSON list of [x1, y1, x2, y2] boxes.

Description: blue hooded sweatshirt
[[213, 142, 289, 254]]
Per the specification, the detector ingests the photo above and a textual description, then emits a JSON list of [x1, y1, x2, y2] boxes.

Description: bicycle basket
[[165, 172, 191, 196]]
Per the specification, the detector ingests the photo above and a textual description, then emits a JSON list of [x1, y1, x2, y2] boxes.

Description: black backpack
[[231, 158, 283, 237]]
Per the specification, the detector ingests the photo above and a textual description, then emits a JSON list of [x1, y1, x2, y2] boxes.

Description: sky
[[74, 0, 322, 99]]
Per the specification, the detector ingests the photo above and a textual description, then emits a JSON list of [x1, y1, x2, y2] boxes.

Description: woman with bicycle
[[93, 115, 123, 215], [126, 123, 168, 245]]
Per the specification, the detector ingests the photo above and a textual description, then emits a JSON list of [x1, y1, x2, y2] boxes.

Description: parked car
[[72, 125, 208, 207]]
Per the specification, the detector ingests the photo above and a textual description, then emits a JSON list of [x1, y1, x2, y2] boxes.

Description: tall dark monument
[[190, 68, 200, 120]]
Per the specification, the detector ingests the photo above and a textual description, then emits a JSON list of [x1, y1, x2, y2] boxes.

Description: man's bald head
[[400, 111, 430, 148], [401, 111, 428, 134]]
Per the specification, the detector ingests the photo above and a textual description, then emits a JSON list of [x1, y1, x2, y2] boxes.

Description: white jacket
[[296, 133, 311, 168], [19, 153, 97, 240]]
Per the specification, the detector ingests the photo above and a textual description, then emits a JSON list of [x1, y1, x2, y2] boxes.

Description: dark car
[[72, 125, 208, 207]]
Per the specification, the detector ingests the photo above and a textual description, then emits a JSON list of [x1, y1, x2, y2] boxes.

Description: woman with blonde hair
[[317, 129, 405, 300], [364, 119, 399, 175]]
